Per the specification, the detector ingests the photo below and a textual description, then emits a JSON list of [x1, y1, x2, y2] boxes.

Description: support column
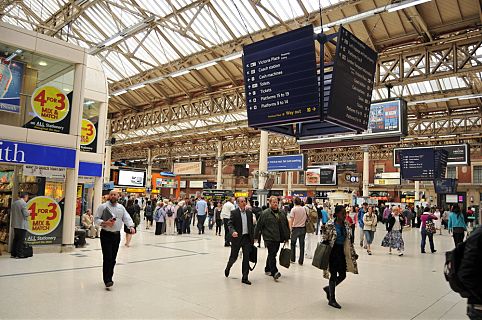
[[415, 181, 420, 201], [103, 119, 112, 183], [93, 176, 103, 213], [362, 146, 370, 198], [216, 140, 223, 190], [287, 172, 293, 197], [258, 130, 269, 206], [146, 148, 152, 196]]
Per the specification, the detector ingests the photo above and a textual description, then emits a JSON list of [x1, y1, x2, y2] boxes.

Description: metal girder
[[376, 32, 482, 87], [408, 113, 482, 136]]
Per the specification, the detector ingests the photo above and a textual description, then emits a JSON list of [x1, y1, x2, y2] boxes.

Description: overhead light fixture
[[38, 61, 48, 66], [102, 35, 124, 47], [129, 83, 145, 90], [387, 0, 431, 13], [112, 90, 127, 96], [84, 100, 95, 106], [194, 61, 218, 70], [170, 70, 190, 78], [63, 88, 71, 92], [5, 49, 22, 62], [458, 94, 482, 100], [224, 52, 242, 61]]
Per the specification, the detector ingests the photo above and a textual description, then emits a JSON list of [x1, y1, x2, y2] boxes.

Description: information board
[[434, 178, 457, 194], [267, 154, 305, 172], [394, 144, 469, 167], [325, 27, 378, 132], [400, 148, 448, 181], [243, 25, 319, 127]]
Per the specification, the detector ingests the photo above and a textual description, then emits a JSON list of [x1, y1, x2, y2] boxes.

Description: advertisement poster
[[80, 118, 98, 152], [0, 59, 25, 114], [24, 86, 71, 134], [305, 165, 337, 186], [118, 170, 145, 187], [25, 196, 63, 245], [305, 168, 321, 186]]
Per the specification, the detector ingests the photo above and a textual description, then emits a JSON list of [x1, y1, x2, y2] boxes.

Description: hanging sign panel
[[23, 165, 66, 179], [243, 25, 319, 127], [80, 119, 98, 153], [325, 27, 378, 132], [394, 144, 469, 167], [400, 148, 448, 181], [267, 154, 305, 172], [24, 86, 71, 134], [26, 196, 63, 245], [0, 59, 25, 114]]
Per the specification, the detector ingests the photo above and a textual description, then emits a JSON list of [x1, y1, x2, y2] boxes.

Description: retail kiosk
[[0, 22, 108, 253]]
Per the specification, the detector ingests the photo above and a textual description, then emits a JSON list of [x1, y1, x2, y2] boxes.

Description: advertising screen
[[305, 165, 337, 186], [118, 170, 146, 187]]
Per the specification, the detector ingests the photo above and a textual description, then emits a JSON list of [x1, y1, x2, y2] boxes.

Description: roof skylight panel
[[212, 0, 249, 37]]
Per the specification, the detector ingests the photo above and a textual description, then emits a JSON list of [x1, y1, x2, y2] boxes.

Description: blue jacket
[[448, 212, 467, 231], [358, 209, 365, 228]]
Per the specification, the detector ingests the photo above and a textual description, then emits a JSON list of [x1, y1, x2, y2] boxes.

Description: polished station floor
[[0, 221, 467, 319]]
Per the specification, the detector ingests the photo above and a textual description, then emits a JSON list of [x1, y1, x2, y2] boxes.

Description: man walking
[[255, 196, 290, 281], [11, 192, 30, 259], [224, 197, 255, 285], [358, 203, 368, 248], [95, 190, 135, 289], [195, 196, 208, 234], [221, 197, 235, 247]]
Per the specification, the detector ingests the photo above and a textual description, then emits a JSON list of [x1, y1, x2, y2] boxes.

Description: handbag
[[249, 244, 257, 271], [426, 219, 436, 234], [305, 208, 315, 234], [279, 244, 291, 269], [312, 241, 332, 270]]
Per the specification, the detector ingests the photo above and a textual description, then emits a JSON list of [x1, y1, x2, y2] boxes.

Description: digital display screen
[[306, 165, 337, 186], [118, 170, 146, 187]]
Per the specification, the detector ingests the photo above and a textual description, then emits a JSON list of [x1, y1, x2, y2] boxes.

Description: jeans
[[208, 215, 214, 229], [264, 240, 280, 276], [350, 225, 355, 244], [227, 234, 251, 280], [197, 215, 207, 234], [305, 232, 316, 258], [359, 226, 365, 245], [100, 230, 121, 284], [453, 228, 465, 246], [290, 227, 306, 264], [364, 230, 375, 245], [12, 228, 27, 257], [223, 218, 231, 245], [215, 219, 223, 235], [421, 227, 435, 253]]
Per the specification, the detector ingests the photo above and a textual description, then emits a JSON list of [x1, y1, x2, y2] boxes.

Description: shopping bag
[[312, 242, 332, 270], [279, 245, 291, 269], [249, 244, 257, 271]]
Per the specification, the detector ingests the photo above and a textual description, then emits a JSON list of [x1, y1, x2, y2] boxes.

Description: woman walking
[[125, 199, 140, 247], [214, 202, 223, 236], [420, 207, 438, 253], [434, 207, 442, 235], [448, 204, 467, 246], [363, 206, 378, 255], [154, 201, 166, 235], [144, 200, 154, 230], [321, 205, 358, 309], [381, 207, 405, 256]]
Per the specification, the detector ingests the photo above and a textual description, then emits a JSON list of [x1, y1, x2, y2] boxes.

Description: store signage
[[394, 144, 469, 167], [180, 180, 187, 188], [203, 181, 217, 189], [26, 196, 63, 245], [243, 25, 319, 127], [306, 165, 337, 186], [202, 189, 235, 198], [78, 175, 95, 184], [291, 191, 307, 197], [80, 119, 97, 153], [400, 148, 448, 181], [126, 188, 146, 193], [374, 178, 401, 185], [0, 139, 75, 168], [24, 86, 71, 134], [78, 162, 102, 177], [103, 181, 114, 190], [156, 177, 176, 188], [325, 27, 378, 132], [189, 181, 205, 188], [267, 154, 305, 172], [315, 191, 329, 198], [173, 162, 203, 175], [0, 59, 24, 113], [234, 192, 249, 198], [23, 165, 66, 179]]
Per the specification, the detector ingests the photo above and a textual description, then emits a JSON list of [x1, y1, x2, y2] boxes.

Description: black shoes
[[15, 256, 27, 259], [328, 300, 342, 309], [224, 244, 231, 247], [105, 281, 114, 288], [432, 250, 437, 253], [273, 272, 281, 281], [242, 279, 252, 285], [323, 286, 329, 301], [224, 267, 230, 277]]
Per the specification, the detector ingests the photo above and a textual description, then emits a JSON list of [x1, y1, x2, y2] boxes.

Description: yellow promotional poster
[[26, 196, 63, 245], [31, 86, 70, 123], [81, 119, 97, 146]]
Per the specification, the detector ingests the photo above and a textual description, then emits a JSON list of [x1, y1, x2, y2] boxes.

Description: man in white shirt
[[221, 197, 235, 247]]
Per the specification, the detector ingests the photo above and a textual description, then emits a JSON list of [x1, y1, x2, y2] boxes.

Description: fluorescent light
[[224, 52, 242, 61], [103, 35, 124, 47], [170, 69, 190, 78], [194, 61, 217, 70], [84, 100, 95, 106], [458, 94, 482, 100], [113, 90, 127, 96], [38, 61, 48, 66], [387, 0, 431, 12], [129, 83, 145, 90]]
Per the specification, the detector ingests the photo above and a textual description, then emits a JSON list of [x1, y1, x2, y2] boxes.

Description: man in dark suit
[[224, 197, 255, 285]]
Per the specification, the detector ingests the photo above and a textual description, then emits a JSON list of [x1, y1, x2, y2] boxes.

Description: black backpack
[[444, 241, 471, 298], [166, 206, 174, 217]]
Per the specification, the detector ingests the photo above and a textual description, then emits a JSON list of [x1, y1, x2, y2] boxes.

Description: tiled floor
[[0, 221, 468, 319]]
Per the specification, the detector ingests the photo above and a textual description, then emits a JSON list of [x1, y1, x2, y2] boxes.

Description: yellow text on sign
[[81, 119, 97, 145], [27, 196, 62, 236], [31, 86, 70, 123]]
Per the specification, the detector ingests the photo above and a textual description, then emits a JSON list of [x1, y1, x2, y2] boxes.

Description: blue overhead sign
[[79, 161, 103, 177], [0, 139, 75, 168], [267, 154, 305, 172], [243, 25, 319, 128]]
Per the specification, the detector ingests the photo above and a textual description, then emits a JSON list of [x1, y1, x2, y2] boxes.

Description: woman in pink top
[[288, 197, 308, 265], [420, 207, 438, 253]]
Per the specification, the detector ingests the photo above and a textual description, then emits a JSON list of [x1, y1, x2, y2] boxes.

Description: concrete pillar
[[103, 119, 112, 183], [362, 146, 369, 197], [258, 130, 269, 206], [415, 181, 420, 201], [287, 172, 293, 197], [216, 140, 223, 190], [62, 62, 85, 249], [93, 176, 102, 212], [146, 148, 152, 195]]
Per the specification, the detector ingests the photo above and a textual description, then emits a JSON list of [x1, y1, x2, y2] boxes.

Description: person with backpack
[[154, 201, 166, 235], [458, 225, 482, 319], [176, 201, 185, 234], [164, 200, 176, 235], [304, 197, 318, 259], [448, 204, 467, 246], [183, 200, 193, 234], [144, 200, 154, 230], [125, 199, 140, 247], [420, 207, 438, 253]]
